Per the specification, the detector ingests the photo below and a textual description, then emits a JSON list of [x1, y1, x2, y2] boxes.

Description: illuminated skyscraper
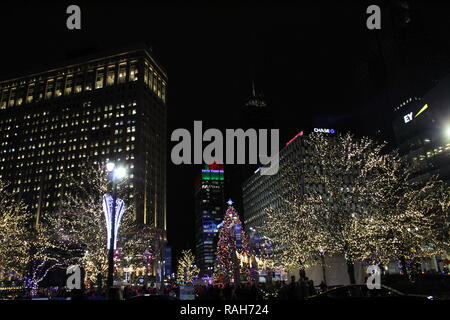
[[194, 163, 225, 276], [392, 75, 450, 184], [0, 46, 168, 266]]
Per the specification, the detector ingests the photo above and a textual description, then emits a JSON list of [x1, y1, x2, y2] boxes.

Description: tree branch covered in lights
[[176, 249, 199, 285], [119, 223, 158, 282], [367, 162, 450, 279], [263, 132, 450, 283], [55, 162, 156, 286], [0, 180, 77, 295]]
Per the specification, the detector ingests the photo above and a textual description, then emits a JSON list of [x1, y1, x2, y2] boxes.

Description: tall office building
[[0, 46, 168, 261], [242, 129, 314, 282], [228, 82, 274, 211], [392, 75, 450, 184], [243, 128, 340, 234], [164, 246, 173, 279], [242, 130, 306, 231], [194, 163, 225, 276]]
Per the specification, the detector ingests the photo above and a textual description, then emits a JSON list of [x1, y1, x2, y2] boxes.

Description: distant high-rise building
[[242, 130, 305, 231], [0, 46, 168, 274], [242, 81, 271, 132], [194, 163, 225, 276], [392, 75, 450, 184], [242, 127, 340, 232], [228, 82, 274, 211], [164, 245, 173, 278], [352, 0, 450, 142]]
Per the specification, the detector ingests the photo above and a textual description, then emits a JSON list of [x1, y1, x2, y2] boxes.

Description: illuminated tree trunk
[[320, 255, 327, 286]]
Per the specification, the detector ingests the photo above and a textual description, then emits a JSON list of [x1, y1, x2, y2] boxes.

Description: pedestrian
[[308, 279, 316, 296], [319, 280, 327, 293]]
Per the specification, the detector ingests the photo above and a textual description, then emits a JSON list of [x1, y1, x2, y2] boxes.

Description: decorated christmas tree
[[213, 200, 251, 284]]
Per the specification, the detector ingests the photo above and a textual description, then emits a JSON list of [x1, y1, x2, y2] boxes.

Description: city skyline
[[1, 1, 450, 277]]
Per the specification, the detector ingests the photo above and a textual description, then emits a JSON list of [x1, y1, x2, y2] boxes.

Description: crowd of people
[[194, 276, 323, 300], [1, 276, 326, 300]]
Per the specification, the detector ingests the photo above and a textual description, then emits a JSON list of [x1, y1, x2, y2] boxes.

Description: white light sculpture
[[102, 193, 126, 250]]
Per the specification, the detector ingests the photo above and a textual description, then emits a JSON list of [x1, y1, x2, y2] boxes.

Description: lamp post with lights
[[105, 162, 127, 291]]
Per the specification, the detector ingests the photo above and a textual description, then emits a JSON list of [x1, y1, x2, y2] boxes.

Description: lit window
[[55, 77, 63, 96], [144, 62, 149, 84], [129, 60, 138, 81], [0, 90, 8, 109], [95, 68, 104, 89], [107, 65, 116, 86], [85, 71, 94, 90], [118, 63, 127, 84], [45, 79, 54, 99], [65, 75, 73, 94], [9, 88, 16, 106], [26, 85, 34, 103], [161, 81, 167, 102]]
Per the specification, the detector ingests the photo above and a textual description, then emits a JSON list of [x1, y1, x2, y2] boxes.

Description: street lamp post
[[106, 179, 118, 289], [105, 163, 127, 292]]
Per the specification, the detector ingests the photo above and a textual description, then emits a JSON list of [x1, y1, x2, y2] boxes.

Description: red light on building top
[[285, 131, 303, 146], [208, 162, 224, 171]]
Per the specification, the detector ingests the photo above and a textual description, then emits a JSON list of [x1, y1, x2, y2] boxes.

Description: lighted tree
[[264, 133, 391, 283], [119, 223, 158, 284], [263, 132, 450, 284], [176, 249, 199, 285], [0, 180, 76, 296], [367, 161, 450, 280], [55, 162, 155, 286], [264, 199, 323, 272], [213, 202, 251, 284]]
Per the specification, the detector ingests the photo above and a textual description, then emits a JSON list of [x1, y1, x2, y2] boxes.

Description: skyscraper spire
[[244, 81, 267, 108]]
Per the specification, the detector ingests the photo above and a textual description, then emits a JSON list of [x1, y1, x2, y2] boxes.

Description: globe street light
[[445, 126, 450, 139], [105, 162, 127, 292]]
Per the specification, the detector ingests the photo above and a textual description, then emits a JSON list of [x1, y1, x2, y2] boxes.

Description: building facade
[[164, 245, 173, 279], [242, 130, 310, 231], [0, 47, 168, 263], [194, 163, 225, 276], [242, 129, 354, 284], [392, 75, 450, 184]]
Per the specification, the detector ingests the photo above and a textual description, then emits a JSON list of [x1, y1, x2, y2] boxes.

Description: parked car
[[306, 284, 436, 301]]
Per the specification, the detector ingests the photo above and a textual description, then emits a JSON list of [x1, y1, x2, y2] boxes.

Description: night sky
[[2, 1, 450, 260]]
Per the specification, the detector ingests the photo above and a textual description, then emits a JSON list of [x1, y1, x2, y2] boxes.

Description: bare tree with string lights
[[55, 161, 157, 287], [0, 180, 77, 296], [176, 249, 199, 285]]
